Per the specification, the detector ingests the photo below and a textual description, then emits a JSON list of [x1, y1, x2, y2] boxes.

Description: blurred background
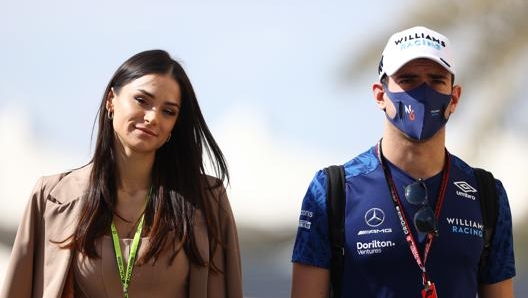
[[1, 0, 526, 297]]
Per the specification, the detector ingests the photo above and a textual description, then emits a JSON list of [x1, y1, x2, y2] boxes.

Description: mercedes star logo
[[365, 208, 385, 227]]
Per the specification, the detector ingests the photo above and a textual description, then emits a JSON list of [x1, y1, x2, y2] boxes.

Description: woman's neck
[[114, 150, 154, 211], [112, 156, 153, 232], [115, 149, 154, 191]]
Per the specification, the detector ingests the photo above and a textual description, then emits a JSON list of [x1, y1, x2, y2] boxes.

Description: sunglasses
[[404, 179, 438, 235]]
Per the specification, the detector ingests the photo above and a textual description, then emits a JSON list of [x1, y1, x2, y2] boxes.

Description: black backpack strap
[[474, 168, 499, 274], [324, 165, 346, 298]]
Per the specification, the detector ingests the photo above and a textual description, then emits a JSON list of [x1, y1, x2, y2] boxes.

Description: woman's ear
[[105, 87, 116, 111]]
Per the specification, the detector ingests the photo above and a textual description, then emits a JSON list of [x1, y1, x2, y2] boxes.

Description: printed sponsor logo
[[356, 240, 396, 255], [446, 217, 483, 238], [404, 104, 415, 121], [358, 208, 392, 236], [300, 210, 313, 218], [393, 32, 447, 48], [298, 220, 311, 229], [454, 181, 477, 200], [358, 228, 392, 235], [298, 209, 313, 229], [398, 38, 443, 51], [365, 208, 385, 227], [396, 206, 409, 236]]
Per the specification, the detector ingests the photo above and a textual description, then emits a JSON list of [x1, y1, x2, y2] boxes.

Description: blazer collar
[[48, 164, 92, 204]]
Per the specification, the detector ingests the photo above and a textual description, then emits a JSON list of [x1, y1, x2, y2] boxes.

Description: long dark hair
[[67, 49, 229, 267]]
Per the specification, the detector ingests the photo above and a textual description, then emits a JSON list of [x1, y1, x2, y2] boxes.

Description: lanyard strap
[[111, 214, 145, 298], [376, 140, 450, 285]]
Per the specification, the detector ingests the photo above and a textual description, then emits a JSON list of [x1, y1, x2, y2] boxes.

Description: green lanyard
[[111, 214, 145, 298]]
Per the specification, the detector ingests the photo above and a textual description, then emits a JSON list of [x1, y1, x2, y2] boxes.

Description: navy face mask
[[384, 82, 452, 140]]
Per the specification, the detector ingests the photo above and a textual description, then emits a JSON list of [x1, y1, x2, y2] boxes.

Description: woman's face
[[106, 74, 181, 156]]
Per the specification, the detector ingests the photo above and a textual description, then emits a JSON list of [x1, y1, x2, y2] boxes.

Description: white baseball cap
[[377, 26, 455, 79]]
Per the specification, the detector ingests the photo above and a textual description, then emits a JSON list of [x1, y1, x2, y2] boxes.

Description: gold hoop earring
[[107, 110, 113, 120], [166, 133, 171, 143]]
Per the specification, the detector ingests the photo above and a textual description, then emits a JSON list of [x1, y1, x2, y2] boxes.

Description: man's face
[[386, 58, 453, 95], [380, 58, 460, 122]]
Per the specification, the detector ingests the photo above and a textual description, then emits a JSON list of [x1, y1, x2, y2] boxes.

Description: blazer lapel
[[188, 208, 209, 298], [41, 166, 90, 297]]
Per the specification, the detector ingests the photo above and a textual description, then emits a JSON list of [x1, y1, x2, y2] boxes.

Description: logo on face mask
[[404, 105, 415, 121], [384, 83, 452, 140]]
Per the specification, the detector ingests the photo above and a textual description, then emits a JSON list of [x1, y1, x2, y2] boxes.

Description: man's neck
[[381, 125, 446, 179]]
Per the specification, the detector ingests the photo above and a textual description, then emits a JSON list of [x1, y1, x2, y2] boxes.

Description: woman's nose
[[144, 109, 158, 124]]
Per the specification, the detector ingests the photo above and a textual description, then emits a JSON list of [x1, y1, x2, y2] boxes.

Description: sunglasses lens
[[405, 181, 427, 205], [414, 207, 437, 233]]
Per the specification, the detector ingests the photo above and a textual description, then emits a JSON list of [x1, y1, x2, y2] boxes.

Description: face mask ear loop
[[441, 104, 450, 122], [382, 81, 399, 120], [443, 90, 456, 121], [398, 102, 405, 120], [380, 82, 387, 112]]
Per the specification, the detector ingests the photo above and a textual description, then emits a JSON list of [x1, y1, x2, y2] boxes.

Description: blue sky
[[2, 0, 528, 231], [0, 0, 399, 228], [3, 0, 528, 234], [1, 0, 388, 155]]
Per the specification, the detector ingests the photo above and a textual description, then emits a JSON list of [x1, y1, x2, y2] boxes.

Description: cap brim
[[380, 53, 454, 79]]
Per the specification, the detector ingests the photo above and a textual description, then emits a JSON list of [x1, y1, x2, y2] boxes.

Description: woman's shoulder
[[36, 164, 92, 204], [202, 174, 227, 192], [202, 174, 233, 210]]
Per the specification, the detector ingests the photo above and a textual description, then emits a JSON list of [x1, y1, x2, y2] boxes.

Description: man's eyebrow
[[395, 73, 418, 80], [429, 73, 449, 80]]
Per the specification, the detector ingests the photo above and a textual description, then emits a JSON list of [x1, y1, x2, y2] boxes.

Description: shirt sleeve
[[478, 179, 516, 283], [291, 170, 332, 269]]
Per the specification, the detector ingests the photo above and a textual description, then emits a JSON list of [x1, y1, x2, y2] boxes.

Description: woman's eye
[[135, 97, 146, 103], [163, 109, 177, 116]]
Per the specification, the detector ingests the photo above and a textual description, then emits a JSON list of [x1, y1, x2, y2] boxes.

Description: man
[[291, 26, 515, 298]]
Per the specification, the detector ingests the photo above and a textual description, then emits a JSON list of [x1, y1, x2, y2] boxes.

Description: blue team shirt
[[291, 145, 516, 298]]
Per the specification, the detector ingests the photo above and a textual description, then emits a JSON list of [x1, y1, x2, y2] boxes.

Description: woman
[[1, 50, 243, 298]]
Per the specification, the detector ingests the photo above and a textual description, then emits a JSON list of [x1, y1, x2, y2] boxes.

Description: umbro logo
[[454, 181, 477, 200], [454, 181, 477, 193]]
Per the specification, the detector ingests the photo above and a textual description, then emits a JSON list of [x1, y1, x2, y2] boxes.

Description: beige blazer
[[1, 165, 243, 298]]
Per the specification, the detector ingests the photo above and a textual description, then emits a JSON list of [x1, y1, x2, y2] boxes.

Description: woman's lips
[[135, 126, 158, 136]]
